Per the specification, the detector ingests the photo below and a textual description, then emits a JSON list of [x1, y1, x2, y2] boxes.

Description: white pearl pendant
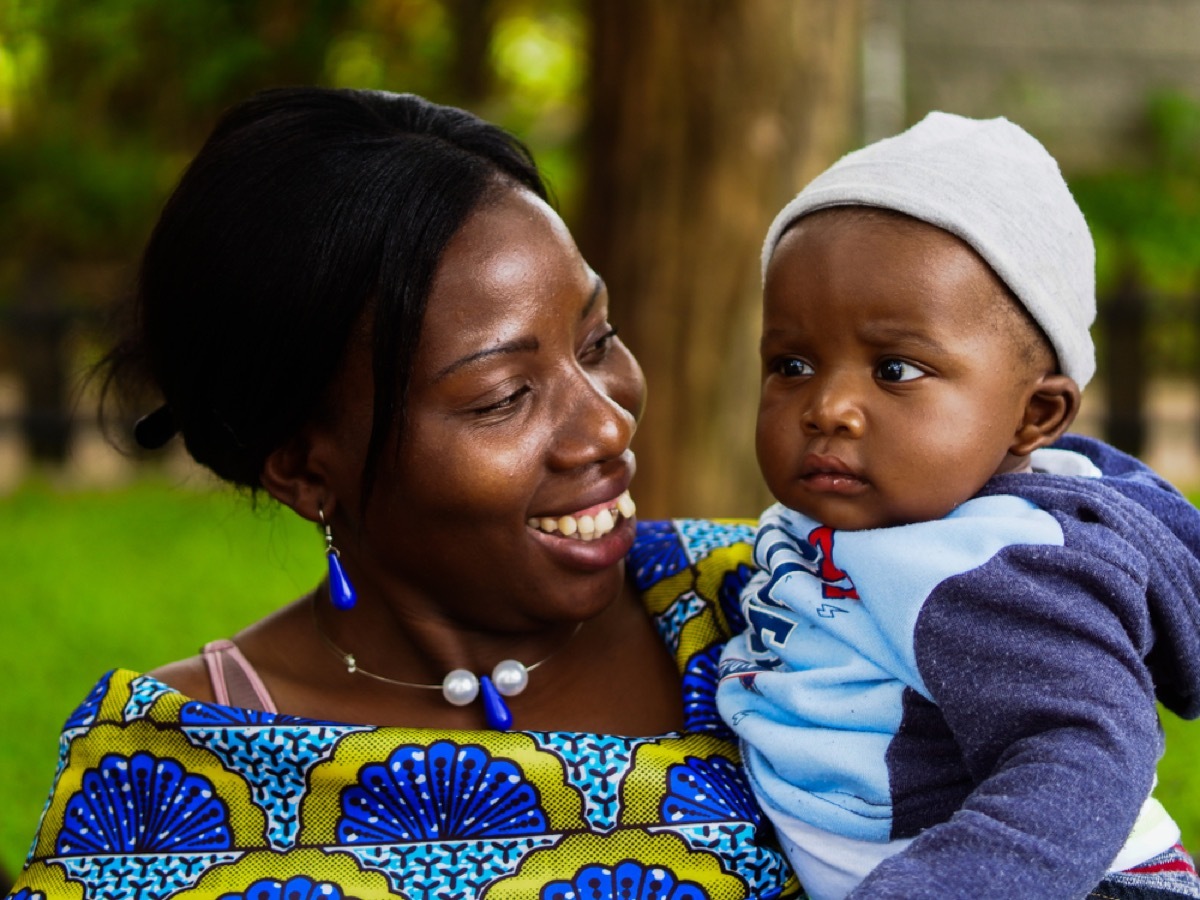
[[491, 659, 530, 697], [442, 668, 480, 706]]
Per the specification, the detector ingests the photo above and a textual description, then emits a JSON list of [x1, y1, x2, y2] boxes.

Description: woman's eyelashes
[[472, 383, 532, 416], [581, 324, 618, 361], [467, 324, 618, 418]]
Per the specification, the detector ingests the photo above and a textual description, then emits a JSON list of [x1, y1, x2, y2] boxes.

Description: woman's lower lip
[[527, 515, 637, 572]]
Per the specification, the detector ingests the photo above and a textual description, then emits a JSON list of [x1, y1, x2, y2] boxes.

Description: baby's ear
[[1010, 374, 1082, 457]]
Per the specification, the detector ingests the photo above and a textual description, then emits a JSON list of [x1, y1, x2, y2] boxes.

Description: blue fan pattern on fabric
[[181, 720, 366, 850], [630, 521, 690, 590], [671, 823, 788, 900], [540, 860, 709, 900], [56, 751, 232, 856], [10, 513, 798, 899], [217, 875, 346, 899], [338, 740, 548, 844], [717, 562, 754, 635], [180, 702, 327, 726], [679, 646, 729, 737], [63, 673, 111, 730], [661, 755, 762, 826], [652, 591, 708, 655], [8, 889, 46, 900], [527, 733, 641, 832]]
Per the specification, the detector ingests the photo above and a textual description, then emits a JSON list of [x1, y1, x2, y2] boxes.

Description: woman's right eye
[[772, 357, 813, 378], [474, 385, 531, 415]]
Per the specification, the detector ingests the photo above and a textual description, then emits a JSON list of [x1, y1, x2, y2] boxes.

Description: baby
[[718, 112, 1200, 899]]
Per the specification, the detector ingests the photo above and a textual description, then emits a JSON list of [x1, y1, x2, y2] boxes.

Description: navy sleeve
[[850, 520, 1162, 899]]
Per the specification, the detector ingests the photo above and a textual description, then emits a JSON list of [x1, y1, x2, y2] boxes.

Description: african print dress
[[9, 519, 800, 900]]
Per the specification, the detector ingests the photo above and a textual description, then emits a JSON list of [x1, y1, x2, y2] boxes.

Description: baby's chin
[[788, 497, 969, 533], [778, 468, 1013, 531]]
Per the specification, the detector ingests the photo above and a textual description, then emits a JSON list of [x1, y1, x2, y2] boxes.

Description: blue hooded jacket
[[718, 435, 1200, 899]]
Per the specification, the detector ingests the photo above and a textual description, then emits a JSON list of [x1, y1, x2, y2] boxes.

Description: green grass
[[1159, 712, 1200, 855], [1, 475, 321, 874], [2, 478, 1200, 877]]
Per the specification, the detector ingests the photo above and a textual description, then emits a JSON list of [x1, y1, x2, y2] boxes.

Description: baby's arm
[[851, 532, 1164, 899]]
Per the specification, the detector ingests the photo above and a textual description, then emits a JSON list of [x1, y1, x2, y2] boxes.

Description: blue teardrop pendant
[[327, 551, 357, 610], [479, 675, 513, 730]]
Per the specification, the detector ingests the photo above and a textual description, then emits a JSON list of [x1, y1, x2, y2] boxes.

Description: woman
[[8, 88, 798, 899]]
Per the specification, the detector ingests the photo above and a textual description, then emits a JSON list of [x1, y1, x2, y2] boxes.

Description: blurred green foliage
[[0, 0, 351, 261], [1072, 93, 1200, 295], [1070, 92, 1200, 376], [0, 0, 584, 281]]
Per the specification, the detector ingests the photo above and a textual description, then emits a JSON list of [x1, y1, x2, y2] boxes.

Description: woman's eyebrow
[[582, 274, 605, 319], [435, 275, 605, 382], [434, 336, 539, 382]]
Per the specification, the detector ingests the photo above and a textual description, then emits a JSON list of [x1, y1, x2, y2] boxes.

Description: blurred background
[[1, 0, 1198, 883]]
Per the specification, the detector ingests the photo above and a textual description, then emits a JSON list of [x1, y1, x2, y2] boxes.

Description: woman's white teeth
[[528, 490, 636, 540]]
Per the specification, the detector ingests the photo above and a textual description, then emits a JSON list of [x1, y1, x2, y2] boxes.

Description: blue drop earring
[[319, 507, 357, 611]]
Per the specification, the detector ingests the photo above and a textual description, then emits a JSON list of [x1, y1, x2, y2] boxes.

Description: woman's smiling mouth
[[527, 490, 637, 541]]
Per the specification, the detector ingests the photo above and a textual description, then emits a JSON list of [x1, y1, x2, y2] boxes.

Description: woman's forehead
[[419, 193, 593, 337]]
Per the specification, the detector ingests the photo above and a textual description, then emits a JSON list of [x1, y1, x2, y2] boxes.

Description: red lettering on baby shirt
[[807, 525, 860, 600]]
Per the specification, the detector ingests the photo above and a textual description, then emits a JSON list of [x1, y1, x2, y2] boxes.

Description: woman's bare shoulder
[[144, 599, 309, 706], [147, 655, 215, 702]]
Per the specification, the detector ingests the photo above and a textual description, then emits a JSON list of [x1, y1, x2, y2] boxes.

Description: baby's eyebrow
[[859, 323, 951, 354]]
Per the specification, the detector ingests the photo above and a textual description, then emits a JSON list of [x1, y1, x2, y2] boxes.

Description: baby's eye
[[876, 359, 923, 382], [774, 358, 814, 378]]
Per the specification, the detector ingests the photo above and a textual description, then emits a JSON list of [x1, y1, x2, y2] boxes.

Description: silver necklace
[[311, 598, 581, 730]]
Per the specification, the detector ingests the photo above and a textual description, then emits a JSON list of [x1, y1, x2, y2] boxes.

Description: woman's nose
[[803, 375, 865, 437], [550, 370, 638, 470]]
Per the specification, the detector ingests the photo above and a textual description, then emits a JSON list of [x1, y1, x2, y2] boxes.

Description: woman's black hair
[[101, 86, 548, 501]]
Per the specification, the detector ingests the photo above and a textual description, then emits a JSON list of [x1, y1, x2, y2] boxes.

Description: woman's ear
[[1010, 374, 1082, 457], [260, 429, 331, 523]]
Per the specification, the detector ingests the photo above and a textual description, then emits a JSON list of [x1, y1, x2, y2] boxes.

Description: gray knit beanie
[[762, 112, 1097, 387]]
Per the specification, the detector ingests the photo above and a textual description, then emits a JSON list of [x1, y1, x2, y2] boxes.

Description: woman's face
[[331, 187, 646, 631]]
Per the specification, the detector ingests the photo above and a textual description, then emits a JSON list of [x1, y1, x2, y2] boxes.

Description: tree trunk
[[13, 259, 72, 464], [446, 0, 496, 107], [578, 0, 863, 518]]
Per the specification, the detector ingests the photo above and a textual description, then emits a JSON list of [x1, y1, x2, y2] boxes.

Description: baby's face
[[757, 211, 1040, 531]]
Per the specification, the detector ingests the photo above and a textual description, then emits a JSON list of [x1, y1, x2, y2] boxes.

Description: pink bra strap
[[201, 639, 278, 713]]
